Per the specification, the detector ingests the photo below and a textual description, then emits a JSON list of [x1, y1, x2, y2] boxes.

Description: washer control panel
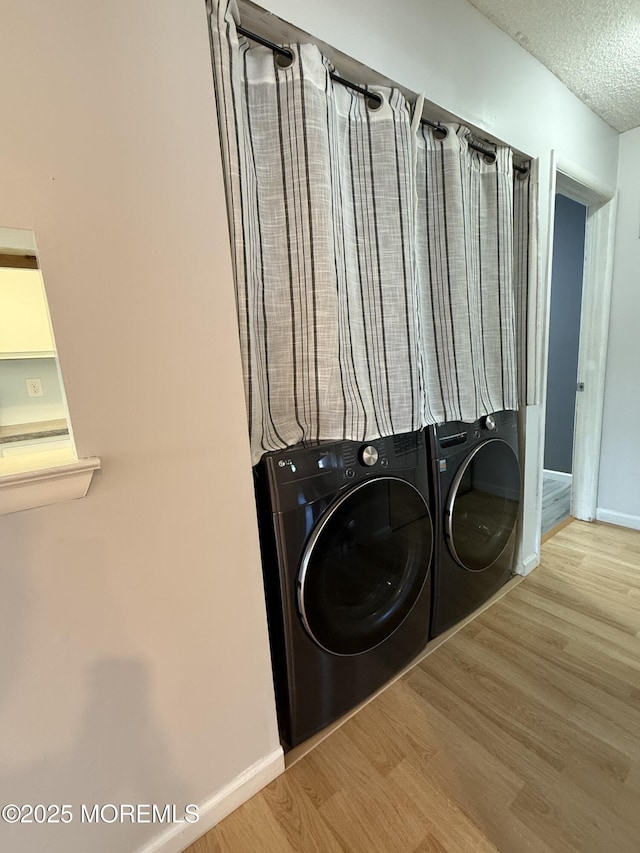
[[262, 431, 426, 512], [340, 440, 388, 473]]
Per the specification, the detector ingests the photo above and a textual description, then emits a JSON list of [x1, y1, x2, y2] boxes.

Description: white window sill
[[0, 449, 101, 515], [0, 351, 56, 359]]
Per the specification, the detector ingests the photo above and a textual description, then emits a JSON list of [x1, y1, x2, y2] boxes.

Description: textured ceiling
[[467, 0, 640, 132]]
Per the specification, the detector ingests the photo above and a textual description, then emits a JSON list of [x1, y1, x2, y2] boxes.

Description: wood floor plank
[[561, 753, 640, 833], [420, 747, 552, 853], [522, 571, 640, 636], [315, 728, 427, 852], [406, 656, 563, 787], [260, 772, 345, 853], [508, 585, 640, 667], [390, 692, 550, 853], [427, 633, 632, 785], [391, 674, 525, 800], [189, 793, 298, 853], [496, 593, 640, 690], [412, 833, 450, 853], [185, 520, 640, 853], [560, 640, 640, 704], [283, 749, 341, 809], [469, 623, 640, 750], [623, 764, 640, 794], [375, 671, 529, 833], [453, 628, 636, 777], [510, 776, 640, 853], [386, 758, 500, 853], [361, 678, 440, 766], [414, 644, 573, 774], [541, 552, 640, 596], [475, 594, 571, 653], [568, 700, 640, 762], [453, 628, 577, 716], [339, 699, 407, 777]]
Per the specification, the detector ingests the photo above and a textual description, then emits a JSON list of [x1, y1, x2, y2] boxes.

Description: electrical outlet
[[26, 378, 43, 397]]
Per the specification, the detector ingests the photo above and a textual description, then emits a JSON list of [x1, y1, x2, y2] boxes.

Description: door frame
[[540, 154, 617, 525]]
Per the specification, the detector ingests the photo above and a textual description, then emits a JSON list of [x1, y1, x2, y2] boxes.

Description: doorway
[[541, 194, 587, 536], [533, 160, 617, 554]]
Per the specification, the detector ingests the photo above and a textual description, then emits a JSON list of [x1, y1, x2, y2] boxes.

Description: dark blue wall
[[544, 194, 587, 473]]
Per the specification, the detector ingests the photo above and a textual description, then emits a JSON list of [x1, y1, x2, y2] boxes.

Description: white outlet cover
[[26, 378, 43, 397]]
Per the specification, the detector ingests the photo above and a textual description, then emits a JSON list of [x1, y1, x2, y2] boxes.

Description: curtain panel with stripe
[[415, 124, 518, 423], [209, 0, 535, 463], [211, 0, 423, 463], [513, 160, 539, 406]]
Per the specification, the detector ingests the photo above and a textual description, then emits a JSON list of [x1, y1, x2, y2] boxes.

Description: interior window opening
[[0, 226, 75, 469]]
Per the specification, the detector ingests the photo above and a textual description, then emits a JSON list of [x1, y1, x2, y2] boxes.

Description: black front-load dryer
[[254, 430, 433, 749], [429, 410, 521, 639]]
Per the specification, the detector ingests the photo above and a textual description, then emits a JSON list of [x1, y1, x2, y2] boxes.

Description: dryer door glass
[[446, 438, 520, 572], [298, 477, 433, 656]]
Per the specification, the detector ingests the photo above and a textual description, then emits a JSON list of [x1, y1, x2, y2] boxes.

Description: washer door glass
[[298, 477, 433, 656], [446, 438, 520, 572]]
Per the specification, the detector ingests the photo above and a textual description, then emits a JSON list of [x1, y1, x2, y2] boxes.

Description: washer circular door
[[298, 477, 433, 656], [445, 438, 521, 572]]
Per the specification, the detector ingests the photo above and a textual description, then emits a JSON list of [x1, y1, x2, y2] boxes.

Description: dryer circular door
[[445, 438, 521, 572], [298, 477, 433, 656]]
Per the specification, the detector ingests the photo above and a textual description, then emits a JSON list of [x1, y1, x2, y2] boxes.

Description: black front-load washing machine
[[254, 430, 433, 749], [429, 409, 521, 639]]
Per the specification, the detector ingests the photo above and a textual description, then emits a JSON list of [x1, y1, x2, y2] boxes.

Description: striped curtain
[[210, 0, 422, 464], [209, 0, 535, 462], [415, 124, 518, 423], [513, 159, 539, 406]]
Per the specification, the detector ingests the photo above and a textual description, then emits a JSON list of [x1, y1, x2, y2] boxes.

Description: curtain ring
[[484, 152, 496, 165], [275, 50, 295, 70], [367, 93, 383, 111], [433, 125, 449, 141]]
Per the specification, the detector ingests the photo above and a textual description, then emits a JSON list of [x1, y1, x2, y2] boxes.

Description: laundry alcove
[[208, 0, 536, 753], [209, 0, 538, 465]]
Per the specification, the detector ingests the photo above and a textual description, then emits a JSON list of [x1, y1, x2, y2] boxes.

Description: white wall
[[250, 0, 619, 561], [597, 126, 640, 530], [0, 3, 280, 853], [258, 0, 618, 181]]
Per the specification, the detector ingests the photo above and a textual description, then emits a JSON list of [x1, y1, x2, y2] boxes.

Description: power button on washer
[[345, 468, 355, 479], [359, 445, 379, 466]]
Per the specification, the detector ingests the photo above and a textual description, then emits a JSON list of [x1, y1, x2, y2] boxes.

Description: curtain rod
[[236, 24, 529, 176], [237, 26, 382, 110]]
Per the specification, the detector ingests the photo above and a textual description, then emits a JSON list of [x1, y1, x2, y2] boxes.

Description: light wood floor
[[187, 520, 640, 853]]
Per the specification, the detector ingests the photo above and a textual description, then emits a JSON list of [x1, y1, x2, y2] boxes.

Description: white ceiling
[[467, 0, 640, 133]]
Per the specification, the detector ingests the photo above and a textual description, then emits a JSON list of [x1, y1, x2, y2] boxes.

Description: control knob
[[483, 415, 496, 431], [359, 445, 379, 466]]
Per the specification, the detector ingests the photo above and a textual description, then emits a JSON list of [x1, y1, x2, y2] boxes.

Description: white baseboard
[[543, 468, 572, 484], [595, 508, 640, 531], [134, 746, 284, 853], [515, 552, 539, 576]]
